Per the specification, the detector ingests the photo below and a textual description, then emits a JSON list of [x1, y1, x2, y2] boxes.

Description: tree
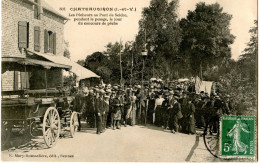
[[135, 0, 182, 80], [238, 20, 258, 83], [211, 20, 257, 115], [180, 2, 235, 78], [77, 59, 85, 66], [64, 40, 71, 59]]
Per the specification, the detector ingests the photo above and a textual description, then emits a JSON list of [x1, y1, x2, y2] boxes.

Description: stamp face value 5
[[220, 116, 255, 158]]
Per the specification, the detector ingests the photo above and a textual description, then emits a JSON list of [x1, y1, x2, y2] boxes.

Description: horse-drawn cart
[[1, 56, 79, 148]]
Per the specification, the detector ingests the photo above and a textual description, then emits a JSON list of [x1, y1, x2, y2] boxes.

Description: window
[[44, 30, 56, 54], [14, 71, 29, 90], [18, 21, 29, 48], [34, 26, 40, 52]]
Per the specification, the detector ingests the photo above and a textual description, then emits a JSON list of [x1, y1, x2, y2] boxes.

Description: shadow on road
[[1, 132, 48, 152]]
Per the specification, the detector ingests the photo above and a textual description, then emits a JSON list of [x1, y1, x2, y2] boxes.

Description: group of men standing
[[73, 81, 241, 135]]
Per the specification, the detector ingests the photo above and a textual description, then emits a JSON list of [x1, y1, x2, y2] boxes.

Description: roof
[[41, 0, 69, 20], [26, 0, 69, 20], [69, 61, 100, 80], [27, 50, 100, 79], [2, 56, 71, 70]]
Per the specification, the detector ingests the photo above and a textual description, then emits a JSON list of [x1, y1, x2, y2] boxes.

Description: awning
[[69, 61, 100, 79], [27, 50, 100, 79], [2, 56, 71, 70]]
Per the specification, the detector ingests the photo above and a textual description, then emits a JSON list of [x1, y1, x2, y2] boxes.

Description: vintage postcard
[[1, 0, 258, 162]]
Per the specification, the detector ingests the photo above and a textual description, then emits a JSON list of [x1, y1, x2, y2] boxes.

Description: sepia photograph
[[1, 0, 258, 162]]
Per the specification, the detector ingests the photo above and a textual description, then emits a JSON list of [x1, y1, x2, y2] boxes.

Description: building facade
[[2, 0, 68, 91]]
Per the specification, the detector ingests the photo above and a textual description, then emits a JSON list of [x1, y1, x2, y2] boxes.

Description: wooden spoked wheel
[[203, 118, 220, 158], [1, 121, 11, 147], [70, 112, 78, 138], [43, 107, 60, 148]]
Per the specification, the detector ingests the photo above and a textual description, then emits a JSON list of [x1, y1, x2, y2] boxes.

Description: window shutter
[[44, 29, 48, 53], [53, 33, 56, 54], [49, 32, 54, 54], [14, 71, 19, 90], [21, 72, 29, 89], [34, 26, 40, 52], [18, 21, 28, 48]]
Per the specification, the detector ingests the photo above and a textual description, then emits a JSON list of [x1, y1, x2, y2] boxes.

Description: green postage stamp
[[220, 115, 255, 158]]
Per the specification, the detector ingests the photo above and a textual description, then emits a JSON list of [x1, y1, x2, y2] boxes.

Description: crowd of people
[[72, 80, 244, 135]]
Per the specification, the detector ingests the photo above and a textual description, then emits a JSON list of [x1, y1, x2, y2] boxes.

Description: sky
[[45, 0, 257, 62]]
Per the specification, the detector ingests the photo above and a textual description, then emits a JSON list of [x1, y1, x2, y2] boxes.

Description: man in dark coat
[[124, 89, 132, 126], [169, 97, 182, 133], [162, 92, 170, 129], [94, 89, 103, 134], [111, 91, 122, 130], [85, 89, 96, 128], [180, 92, 188, 132], [187, 98, 196, 134], [102, 92, 110, 132]]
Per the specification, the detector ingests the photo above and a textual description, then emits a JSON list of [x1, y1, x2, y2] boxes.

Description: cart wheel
[[43, 107, 60, 148], [203, 118, 220, 158], [30, 120, 41, 137], [1, 121, 11, 147], [70, 112, 78, 138]]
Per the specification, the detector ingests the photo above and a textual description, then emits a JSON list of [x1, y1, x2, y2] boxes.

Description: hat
[[164, 92, 169, 96], [169, 91, 174, 95], [100, 89, 105, 94], [174, 96, 179, 100]]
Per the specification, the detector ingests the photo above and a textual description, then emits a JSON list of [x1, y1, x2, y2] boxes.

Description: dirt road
[[2, 124, 217, 162]]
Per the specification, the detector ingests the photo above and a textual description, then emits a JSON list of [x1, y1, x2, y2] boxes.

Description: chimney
[[38, 0, 43, 15]]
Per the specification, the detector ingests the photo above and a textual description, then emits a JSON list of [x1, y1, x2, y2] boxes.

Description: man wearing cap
[[85, 89, 96, 128], [180, 92, 188, 133], [72, 85, 85, 131], [223, 95, 232, 115], [103, 92, 110, 132], [194, 95, 205, 128], [124, 89, 132, 126], [169, 96, 182, 133], [147, 89, 155, 124], [162, 91, 170, 129], [186, 98, 196, 135], [119, 88, 126, 127], [111, 87, 122, 129], [109, 89, 116, 128], [94, 89, 103, 134]]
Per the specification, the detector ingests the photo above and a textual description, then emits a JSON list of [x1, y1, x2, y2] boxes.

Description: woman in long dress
[[227, 118, 250, 154], [129, 91, 137, 126]]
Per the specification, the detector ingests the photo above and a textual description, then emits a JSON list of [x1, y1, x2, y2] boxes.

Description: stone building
[[2, 0, 69, 91]]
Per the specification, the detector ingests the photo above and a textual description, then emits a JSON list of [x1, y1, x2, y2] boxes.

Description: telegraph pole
[[119, 39, 123, 86]]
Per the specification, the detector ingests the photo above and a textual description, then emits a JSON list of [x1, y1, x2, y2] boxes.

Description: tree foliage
[[135, 0, 182, 80], [180, 2, 235, 77]]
